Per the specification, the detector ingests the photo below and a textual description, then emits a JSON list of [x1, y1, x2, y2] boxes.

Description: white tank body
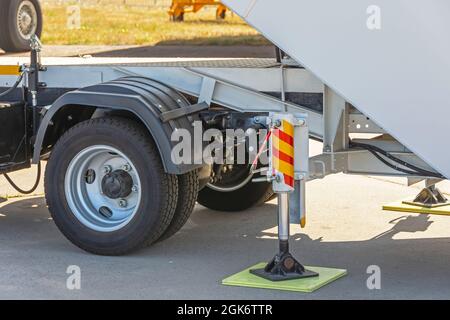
[[222, 0, 450, 178]]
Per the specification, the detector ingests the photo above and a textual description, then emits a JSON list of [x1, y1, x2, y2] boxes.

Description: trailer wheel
[[170, 12, 184, 22], [45, 117, 178, 255], [216, 10, 226, 20], [159, 169, 199, 241], [197, 164, 274, 212], [0, 0, 43, 52]]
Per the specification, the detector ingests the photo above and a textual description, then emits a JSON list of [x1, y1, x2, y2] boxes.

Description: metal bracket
[[403, 185, 448, 208], [198, 77, 216, 105], [159, 102, 209, 122]]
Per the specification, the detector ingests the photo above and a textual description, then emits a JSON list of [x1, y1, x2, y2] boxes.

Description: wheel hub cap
[[65, 145, 142, 233], [20, 12, 32, 29], [101, 170, 133, 199], [16, 1, 38, 40]]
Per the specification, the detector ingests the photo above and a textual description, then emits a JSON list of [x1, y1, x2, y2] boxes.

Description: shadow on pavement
[[92, 44, 275, 58], [0, 196, 449, 299]]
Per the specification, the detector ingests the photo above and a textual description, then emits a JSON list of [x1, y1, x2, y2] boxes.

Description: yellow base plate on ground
[[383, 201, 450, 215], [222, 263, 347, 293]]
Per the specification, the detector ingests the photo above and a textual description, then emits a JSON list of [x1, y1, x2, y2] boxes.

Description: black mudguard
[[32, 77, 206, 175]]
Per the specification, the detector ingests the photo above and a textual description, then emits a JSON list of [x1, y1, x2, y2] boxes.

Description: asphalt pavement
[[0, 141, 449, 299]]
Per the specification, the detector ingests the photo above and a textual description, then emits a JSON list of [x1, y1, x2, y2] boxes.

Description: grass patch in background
[[41, 4, 268, 46]]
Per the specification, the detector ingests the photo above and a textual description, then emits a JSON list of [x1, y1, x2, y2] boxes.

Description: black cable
[[0, 73, 24, 98], [350, 141, 445, 178], [366, 148, 423, 176], [1, 71, 42, 194], [351, 141, 437, 175], [3, 162, 42, 195], [352, 141, 444, 178]]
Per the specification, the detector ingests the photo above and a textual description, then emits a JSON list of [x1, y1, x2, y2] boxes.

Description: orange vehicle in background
[[168, 0, 227, 22]]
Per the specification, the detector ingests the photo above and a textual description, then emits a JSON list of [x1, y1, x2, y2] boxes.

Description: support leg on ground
[[250, 194, 318, 281]]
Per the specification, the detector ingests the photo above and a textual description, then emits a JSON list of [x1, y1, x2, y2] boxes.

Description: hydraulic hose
[[3, 162, 42, 195], [1, 70, 42, 194], [0, 72, 24, 98], [350, 140, 445, 179]]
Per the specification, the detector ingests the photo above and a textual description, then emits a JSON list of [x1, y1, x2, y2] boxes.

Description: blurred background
[[1, 0, 273, 57], [40, 0, 267, 46]]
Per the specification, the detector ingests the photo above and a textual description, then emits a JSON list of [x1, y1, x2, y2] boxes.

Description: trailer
[[0, 0, 448, 280]]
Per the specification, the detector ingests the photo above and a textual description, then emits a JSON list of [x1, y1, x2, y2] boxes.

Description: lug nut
[[118, 199, 127, 208], [122, 163, 132, 172], [103, 165, 112, 174], [131, 185, 138, 193]]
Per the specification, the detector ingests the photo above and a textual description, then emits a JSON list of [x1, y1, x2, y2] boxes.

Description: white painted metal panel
[[223, 0, 450, 178]]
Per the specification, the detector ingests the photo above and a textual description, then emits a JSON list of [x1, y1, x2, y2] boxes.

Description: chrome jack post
[[250, 113, 319, 281]]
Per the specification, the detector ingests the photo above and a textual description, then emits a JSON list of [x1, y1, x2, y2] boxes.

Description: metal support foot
[[403, 185, 448, 208], [250, 194, 318, 281]]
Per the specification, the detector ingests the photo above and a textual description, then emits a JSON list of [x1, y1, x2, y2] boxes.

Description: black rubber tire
[[0, 0, 43, 52], [197, 181, 274, 212], [45, 117, 178, 255], [216, 10, 226, 20], [171, 12, 184, 22], [159, 169, 199, 241]]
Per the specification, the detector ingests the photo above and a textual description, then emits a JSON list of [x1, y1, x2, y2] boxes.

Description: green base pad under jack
[[222, 262, 347, 293], [383, 201, 450, 216]]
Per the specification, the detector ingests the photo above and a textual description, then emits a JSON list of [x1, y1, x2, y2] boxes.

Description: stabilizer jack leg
[[404, 185, 448, 208], [250, 194, 318, 281]]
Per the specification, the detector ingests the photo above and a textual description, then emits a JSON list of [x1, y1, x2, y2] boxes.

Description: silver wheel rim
[[65, 145, 142, 233], [16, 1, 38, 40]]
